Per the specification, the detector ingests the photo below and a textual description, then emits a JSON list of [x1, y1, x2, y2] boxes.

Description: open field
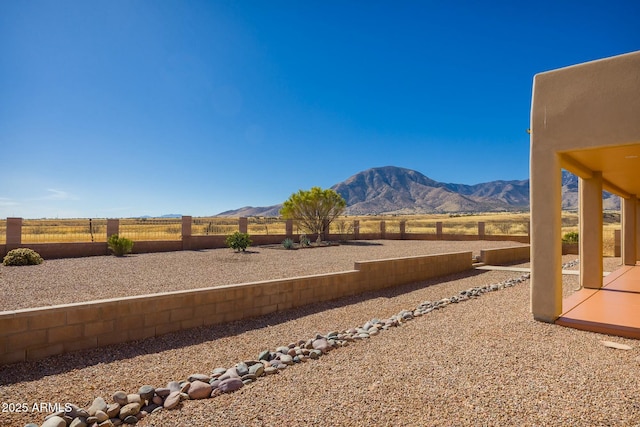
[[0, 242, 634, 426]]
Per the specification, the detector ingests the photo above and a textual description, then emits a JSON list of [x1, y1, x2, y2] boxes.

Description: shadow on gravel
[[338, 241, 384, 246], [0, 269, 490, 386]]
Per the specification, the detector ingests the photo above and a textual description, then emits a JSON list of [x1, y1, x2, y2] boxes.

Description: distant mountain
[[217, 205, 282, 217], [560, 172, 619, 210], [136, 214, 182, 218], [332, 166, 529, 214], [216, 166, 620, 216]]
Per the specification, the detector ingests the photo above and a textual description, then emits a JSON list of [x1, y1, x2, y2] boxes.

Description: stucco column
[[579, 173, 603, 288], [622, 196, 637, 266], [530, 150, 563, 322]]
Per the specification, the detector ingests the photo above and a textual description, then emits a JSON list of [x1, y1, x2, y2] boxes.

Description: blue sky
[[1, 1, 638, 218]]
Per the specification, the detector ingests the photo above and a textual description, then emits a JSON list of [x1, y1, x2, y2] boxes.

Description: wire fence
[[603, 228, 619, 257], [484, 222, 529, 235], [247, 217, 288, 235], [405, 220, 438, 234], [385, 220, 402, 233], [357, 219, 384, 234], [118, 218, 182, 241], [329, 219, 356, 238], [440, 221, 479, 235], [21, 219, 108, 243], [6, 217, 534, 243], [192, 217, 238, 236], [1, 216, 561, 245]]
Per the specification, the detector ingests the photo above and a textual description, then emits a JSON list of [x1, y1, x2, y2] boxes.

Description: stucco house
[[530, 50, 640, 337]]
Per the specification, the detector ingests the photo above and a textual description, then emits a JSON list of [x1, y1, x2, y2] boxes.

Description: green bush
[[562, 232, 579, 244], [226, 232, 252, 252], [3, 248, 44, 266], [282, 238, 295, 249], [108, 234, 134, 257]]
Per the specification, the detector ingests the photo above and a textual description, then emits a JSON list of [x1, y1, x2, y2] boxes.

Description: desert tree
[[280, 187, 347, 241]]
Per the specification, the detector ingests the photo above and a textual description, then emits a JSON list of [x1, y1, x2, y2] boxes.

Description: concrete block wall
[[0, 251, 472, 366], [562, 242, 579, 255], [480, 245, 530, 265], [22, 242, 109, 259]]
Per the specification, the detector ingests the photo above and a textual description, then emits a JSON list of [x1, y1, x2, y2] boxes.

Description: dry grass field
[[0, 212, 621, 255]]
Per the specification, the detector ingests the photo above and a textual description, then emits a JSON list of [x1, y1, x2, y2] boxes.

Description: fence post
[[478, 222, 485, 240], [239, 217, 248, 234], [6, 217, 22, 248], [106, 219, 119, 238], [400, 220, 406, 239], [436, 222, 443, 240], [182, 216, 192, 250], [380, 220, 386, 239], [354, 220, 360, 240], [286, 219, 293, 238], [615, 229, 621, 257]]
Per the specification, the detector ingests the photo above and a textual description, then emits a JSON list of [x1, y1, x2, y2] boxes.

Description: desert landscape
[[1, 240, 636, 426]]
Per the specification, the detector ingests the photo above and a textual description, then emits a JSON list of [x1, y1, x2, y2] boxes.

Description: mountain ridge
[[216, 166, 620, 216]]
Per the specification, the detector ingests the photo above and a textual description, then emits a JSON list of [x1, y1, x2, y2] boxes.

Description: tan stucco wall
[[531, 51, 640, 153]]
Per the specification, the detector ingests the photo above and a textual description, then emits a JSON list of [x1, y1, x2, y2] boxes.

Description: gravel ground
[[1, 242, 638, 427], [0, 240, 525, 311]]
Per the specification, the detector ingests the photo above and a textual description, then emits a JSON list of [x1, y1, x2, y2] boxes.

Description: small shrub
[[226, 232, 252, 252], [334, 220, 355, 241], [282, 238, 295, 249], [108, 234, 134, 257], [562, 232, 579, 244], [299, 234, 311, 247], [2, 248, 44, 266], [495, 223, 512, 234]]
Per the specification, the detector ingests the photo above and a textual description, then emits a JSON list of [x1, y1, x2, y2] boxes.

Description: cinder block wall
[[561, 242, 579, 255], [480, 245, 530, 265], [0, 251, 471, 366]]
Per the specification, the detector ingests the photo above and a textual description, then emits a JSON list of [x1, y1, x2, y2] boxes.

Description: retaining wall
[[480, 245, 531, 265], [562, 242, 579, 255], [0, 251, 472, 366]]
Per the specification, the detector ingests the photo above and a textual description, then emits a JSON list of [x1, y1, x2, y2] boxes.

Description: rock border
[[28, 272, 531, 427]]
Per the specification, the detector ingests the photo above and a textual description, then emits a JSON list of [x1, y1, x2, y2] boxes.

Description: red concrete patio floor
[[556, 264, 640, 339]]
